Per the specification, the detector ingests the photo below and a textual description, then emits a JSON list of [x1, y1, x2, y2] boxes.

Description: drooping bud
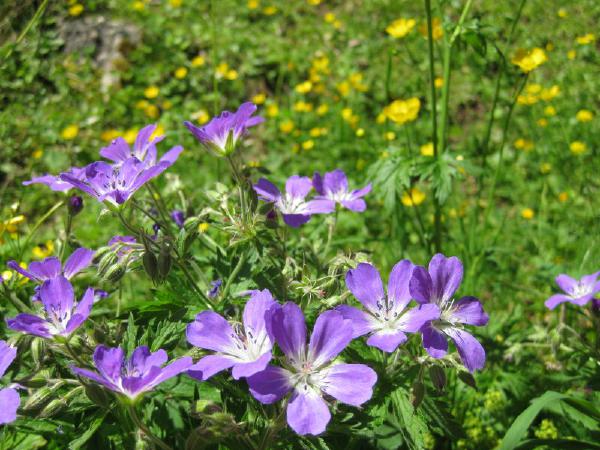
[[68, 195, 84, 216], [157, 241, 173, 281]]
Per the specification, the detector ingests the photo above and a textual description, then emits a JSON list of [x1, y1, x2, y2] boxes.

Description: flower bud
[[31, 338, 46, 366], [24, 382, 66, 411], [158, 241, 173, 281], [142, 250, 159, 281], [103, 264, 126, 283], [68, 195, 83, 216]]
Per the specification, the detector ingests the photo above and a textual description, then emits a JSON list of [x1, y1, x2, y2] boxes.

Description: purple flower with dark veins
[[23, 167, 87, 192], [99, 124, 183, 169], [7, 247, 95, 286], [71, 345, 192, 400], [253, 175, 335, 227], [184, 102, 264, 156], [60, 157, 173, 206], [545, 271, 600, 310], [313, 169, 372, 212], [339, 261, 440, 352], [7, 276, 94, 339], [409, 254, 489, 373], [247, 303, 377, 436], [187, 290, 278, 380], [0, 340, 20, 425]]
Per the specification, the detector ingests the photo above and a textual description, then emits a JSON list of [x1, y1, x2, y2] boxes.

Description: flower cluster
[[0, 341, 19, 425], [545, 271, 600, 310]]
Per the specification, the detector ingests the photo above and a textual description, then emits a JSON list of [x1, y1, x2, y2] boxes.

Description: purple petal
[[253, 178, 281, 202], [247, 365, 292, 404], [451, 297, 488, 326], [231, 352, 272, 380], [544, 294, 571, 310], [367, 330, 407, 352], [100, 137, 131, 163], [0, 340, 17, 378], [571, 293, 595, 307], [322, 169, 348, 195], [270, 302, 307, 362], [312, 172, 324, 195], [28, 257, 62, 280], [93, 346, 125, 384], [282, 213, 311, 227], [129, 347, 168, 373], [555, 274, 578, 295], [187, 355, 236, 381], [242, 289, 277, 346], [445, 328, 486, 372], [285, 175, 312, 200], [0, 388, 20, 425], [40, 276, 74, 319], [388, 259, 415, 311], [186, 311, 235, 353], [340, 199, 366, 212], [304, 199, 336, 214], [321, 363, 377, 406], [421, 322, 448, 358], [6, 260, 37, 281], [7, 314, 52, 339], [409, 266, 434, 304], [146, 356, 193, 389], [345, 263, 385, 312], [64, 287, 95, 334], [350, 183, 372, 198], [336, 305, 374, 338], [429, 254, 463, 302], [308, 310, 353, 367], [397, 303, 440, 333], [287, 390, 331, 436], [158, 145, 183, 167], [121, 366, 162, 397], [71, 366, 118, 392], [24, 174, 73, 192], [63, 248, 95, 279]]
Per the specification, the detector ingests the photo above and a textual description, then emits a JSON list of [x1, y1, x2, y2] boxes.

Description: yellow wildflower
[[539, 162, 552, 174], [514, 138, 534, 151], [198, 222, 209, 233], [316, 104, 329, 115], [576, 33, 595, 45], [385, 131, 396, 141], [266, 103, 279, 117], [307, 0, 321, 5], [558, 192, 568, 202], [295, 81, 312, 94], [191, 109, 210, 125], [135, 99, 149, 109], [247, 0, 259, 9], [324, 13, 336, 24], [144, 85, 160, 99], [169, 0, 182, 7], [418, 18, 443, 40], [570, 141, 587, 155], [521, 208, 534, 219], [144, 104, 159, 119], [540, 85, 560, 101], [376, 112, 386, 124], [174, 67, 188, 79], [101, 129, 121, 142], [544, 106, 556, 116], [567, 50, 576, 60], [69, 4, 84, 16], [434, 77, 443, 88], [61, 125, 79, 140], [32, 240, 55, 259], [279, 120, 294, 133], [263, 6, 277, 15], [546, 42, 554, 52], [336, 80, 351, 97], [309, 127, 323, 138], [526, 84, 542, 94], [537, 118, 548, 127], [517, 94, 539, 105], [32, 148, 43, 159], [293, 101, 313, 113], [302, 140, 315, 151], [191, 55, 205, 67], [149, 124, 165, 141], [557, 8, 567, 18], [576, 109, 593, 122], [420, 142, 434, 156], [132, 1, 145, 11], [386, 18, 416, 39], [349, 73, 367, 91], [162, 100, 172, 110], [123, 129, 138, 144], [402, 188, 426, 206], [252, 93, 266, 105], [341, 108, 353, 121], [511, 48, 547, 73], [384, 97, 421, 125], [355, 128, 365, 137]]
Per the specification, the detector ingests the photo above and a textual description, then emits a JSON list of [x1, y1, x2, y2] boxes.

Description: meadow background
[[0, 0, 599, 449]]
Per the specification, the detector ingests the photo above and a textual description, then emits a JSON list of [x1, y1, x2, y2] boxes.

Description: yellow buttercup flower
[[144, 85, 160, 99], [521, 208, 534, 219], [418, 18, 443, 40], [385, 131, 396, 141], [191, 55, 205, 67], [198, 222, 209, 233], [192, 109, 210, 125], [384, 97, 421, 125], [324, 13, 336, 24], [132, 1, 145, 11], [279, 120, 294, 133], [576, 109, 593, 122], [302, 140, 315, 151], [307, 0, 321, 5], [544, 106, 556, 116], [101, 129, 121, 142], [61, 125, 79, 140], [266, 103, 279, 117], [69, 4, 84, 16], [252, 93, 266, 105], [336, 80, 351, 97], [293, 101, 313, 113], [576, 33, 595, 45], [526, 84, 542, 94], [420, 142, 434, 156], [539, 162, 552, 174], [376, 112, 386, 124], [295, 81, 312, 94], [434, 77, 443, 88], [557, 8, 567, 18], [537, 118, 548, 127], [348, 73, 367, 92], [511, 48, 547, 73], [569, 141, 587, 155], [355, 128, 365, 137], [123, 128, 138, 144], [316, 104, 328, 115], [149, 124, 165, 141], [144, 104, 159, 119], [402, 188, 426, 207], [517, 94, 539, 105], [514, 138, 534, 151], [32, 240, 55, 259], [32, 148, 44, 159], [558, 192, 568, 202], [174, 67, 188, 79], [386, 18, 416, 39], [162, 100, 173, 110], [540, 85, 560, 101], [567, 49, 576, 60]]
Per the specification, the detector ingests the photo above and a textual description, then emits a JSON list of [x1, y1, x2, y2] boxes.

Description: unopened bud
[[31, 338, 46, 366], [142, 250, 159, 281], [24, 382, 66, 411], [68, 195, 83, 216], [104, 264, 126, 283], [157, 242, 172, 281]]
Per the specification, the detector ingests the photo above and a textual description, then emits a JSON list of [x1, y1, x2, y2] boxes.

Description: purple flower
[[545, 271, 600, 310], [7, 276, 95, 339], [71, 345, 192, 400], [0, 340, 20, 425], [409, 254, 489, 373], [171, 210, 185, 229], [61, 157, 174, 207], [339, 261, 440, 352], [208, 279, 222, 299], [184, 102, 264, 156], [100, 124, 183, 169], [187, 290, 278, 380], [313, 169, 372, 212], [253, 176, 335, 227], [23, 167, 86, 192], [7, 247, 95, 285], [247, 303, 377, 436]]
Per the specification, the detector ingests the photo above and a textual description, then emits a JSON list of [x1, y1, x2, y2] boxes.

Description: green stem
[[59, 213, 73, 261], [63, 339, 88, 368], [221, 252, 247, 300], [18, 201, 64, 261], [126, 403, 172, 450]]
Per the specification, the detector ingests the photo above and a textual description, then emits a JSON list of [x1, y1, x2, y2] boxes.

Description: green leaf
[[68, 411, 107, 450]]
